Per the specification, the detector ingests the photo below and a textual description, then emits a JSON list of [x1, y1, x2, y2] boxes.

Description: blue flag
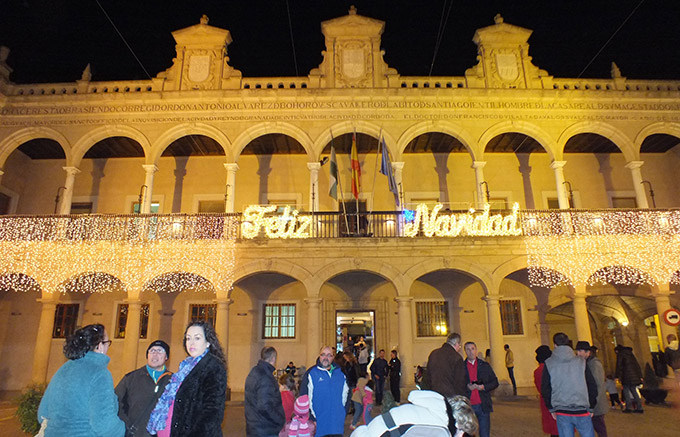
[[380, 138, 399, 207]]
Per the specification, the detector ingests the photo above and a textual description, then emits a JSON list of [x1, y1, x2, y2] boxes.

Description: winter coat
[[349, 390, 450, 437], [344, 360, 361, 387], [464, 358, 499, 413], [533, 363, 558, 436], [388, 358, 401, 380], [587, 356, 609, 417], [352, 377, 369, 404], [370, 357, 389, 379], [307, 364, 349, 437], [168, 352, 227, 436], [426, 342, 467, 397], [615, 346, 643, 386], [541, 345, 597, 414], [115, 366, 172, 436], [38, 351, 125, 437], [244, 359, 285, 436]]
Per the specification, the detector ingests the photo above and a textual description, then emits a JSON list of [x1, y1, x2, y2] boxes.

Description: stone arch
[[491, 256, 574, 291], [557, 121, 637, 162], [312, 121, 399, 161], [142, 261, 222, 293], [634, 121, 680, 152], [70, 125, 152, 167], [231, 122, 314, 162], [0, 127, 72, 169], [149, 123, 233, 164], [58, 270, 128, 294], [312, 259, 403, 296], [403, 258, 492, 295], [478, 121, 558, 161], [396, 120, 478, 161], [232, 259, 313, 297]]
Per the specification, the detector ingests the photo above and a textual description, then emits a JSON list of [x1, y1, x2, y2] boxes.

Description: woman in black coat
[[148, 321, 227, 436]]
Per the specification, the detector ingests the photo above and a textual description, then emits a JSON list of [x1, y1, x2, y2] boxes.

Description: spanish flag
[[350, 132, 361, 199]]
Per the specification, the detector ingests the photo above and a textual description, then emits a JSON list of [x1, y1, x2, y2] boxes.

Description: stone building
[[1, 9, 679, 398]]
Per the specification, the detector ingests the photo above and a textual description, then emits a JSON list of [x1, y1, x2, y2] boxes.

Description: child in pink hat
[[281, 395, 315, 437]]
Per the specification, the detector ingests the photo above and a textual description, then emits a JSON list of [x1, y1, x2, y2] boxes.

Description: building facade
[[1, 9, 679, 397]]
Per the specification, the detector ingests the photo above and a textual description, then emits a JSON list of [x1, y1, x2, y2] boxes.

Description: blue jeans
[[471, 403, 490, 437], [555, 414, 595, 437], [351, 400, 363, 426], [363, 403, 373, 424]]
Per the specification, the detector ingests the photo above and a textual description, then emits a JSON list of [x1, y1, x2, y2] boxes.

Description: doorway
[[336, 310, 375, 363]]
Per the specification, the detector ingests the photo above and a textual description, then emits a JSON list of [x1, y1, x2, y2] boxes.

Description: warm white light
[[404, 203, 522, 238], [621, 320, 630, 327]]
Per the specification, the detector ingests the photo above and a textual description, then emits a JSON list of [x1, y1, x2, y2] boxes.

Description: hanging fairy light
[[0, 214, 239, 293]]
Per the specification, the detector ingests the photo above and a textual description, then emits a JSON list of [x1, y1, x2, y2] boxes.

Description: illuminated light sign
[[241, 205, 312, 239], [403, 203, 522, 238]]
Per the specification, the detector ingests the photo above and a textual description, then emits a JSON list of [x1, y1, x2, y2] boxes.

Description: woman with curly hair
[[37, 323, 125, 436], [147, 320, 227, 436]]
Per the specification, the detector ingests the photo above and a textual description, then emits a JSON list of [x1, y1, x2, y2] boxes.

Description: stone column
[[305, 297, 322, 364], [550, 160, 569, 209], [215, 298, 232, 357], [624, 161, 649, 208], [395, 296, 414, 389], [484, 295, 506, 376], [121, 299, 142, 372], [572, 285, 593, 343], [472, 161, 487, 207], [653, 284, 676, 349], [307, 162, 320, 212], [58, 166, 81, 215], [141, 164, 158, 213], [392, 162, 405, 209], [223, 163, 239, 213], [31, 295, 58, 383]]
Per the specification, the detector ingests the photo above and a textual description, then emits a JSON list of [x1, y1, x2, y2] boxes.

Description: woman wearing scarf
[[147, 321, 227, 436]]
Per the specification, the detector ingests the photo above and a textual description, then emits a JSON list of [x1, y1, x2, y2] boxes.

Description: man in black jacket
[[426, 332, 467, 397], [115, 340, 172, 437], [464, 341, 498, 437], [244, 346, 285, 436]]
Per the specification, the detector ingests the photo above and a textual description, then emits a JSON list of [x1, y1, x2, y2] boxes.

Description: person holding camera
[[464, 341, 498, 437]]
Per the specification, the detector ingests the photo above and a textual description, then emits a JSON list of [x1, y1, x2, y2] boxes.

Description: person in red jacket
[[533, 345, 558, 437]]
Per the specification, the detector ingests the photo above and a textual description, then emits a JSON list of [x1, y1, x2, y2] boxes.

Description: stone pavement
[[2, 390, 678, 436]]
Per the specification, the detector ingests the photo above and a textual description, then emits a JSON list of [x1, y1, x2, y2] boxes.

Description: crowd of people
[[34, 323, 679, 437]]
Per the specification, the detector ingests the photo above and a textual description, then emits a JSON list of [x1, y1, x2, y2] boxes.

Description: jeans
[[507, 366, 517, 394], [363, 403, 373, 425], [555, 414, 595, 437], [471, 403, 491, 437], [351, 400, 363, 426], [374, 376, 385, 404], [622, 385, 643, 411]]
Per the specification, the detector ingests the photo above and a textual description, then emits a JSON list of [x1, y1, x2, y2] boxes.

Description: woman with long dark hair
[[147, 320, 227, 436], [38, 323, 125, 436]]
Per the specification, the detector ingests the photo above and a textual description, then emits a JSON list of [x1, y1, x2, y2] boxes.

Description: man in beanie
[[116, 340, 172, 436], [576, 342, 608, 437]]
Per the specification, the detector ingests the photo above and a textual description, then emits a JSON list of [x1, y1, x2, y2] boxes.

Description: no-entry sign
[[663, 309, 680, 326]]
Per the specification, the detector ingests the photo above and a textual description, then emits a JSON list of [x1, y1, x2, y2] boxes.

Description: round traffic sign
[[663, 309, 680, 326]]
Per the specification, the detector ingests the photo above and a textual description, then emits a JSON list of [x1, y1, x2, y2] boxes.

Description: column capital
[[570, 292, 591, 300], [651, 283, 674, 297], [142, 164, 158, 174], [62, 166, 81, 175], [471, 160, 487, 169], [392, 161, 405, 171], [483, 294, 503, 303], [304, 297, 322, 306], [124, 297, 142, 305], [550, 160, 567, 170], [307, 162, 321, 171], [625, 160, 644, 170], [215, 297, 234, 305], [224, 163, 240, 172], [394, 296, 414, 305]]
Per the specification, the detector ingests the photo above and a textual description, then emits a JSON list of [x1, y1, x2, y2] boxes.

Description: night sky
[[0, 0, 679, 85]]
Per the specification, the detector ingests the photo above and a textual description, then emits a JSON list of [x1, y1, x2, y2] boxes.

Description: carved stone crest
[[335, 40, 371, 87], [188, 54, 211, 83], [494, 52, 519, 81]]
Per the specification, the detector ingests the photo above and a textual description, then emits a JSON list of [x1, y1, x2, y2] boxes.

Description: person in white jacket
[[350, 390, 477, 437]]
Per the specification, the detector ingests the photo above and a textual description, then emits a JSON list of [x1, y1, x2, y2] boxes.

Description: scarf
[[147, 349, 208, 434]]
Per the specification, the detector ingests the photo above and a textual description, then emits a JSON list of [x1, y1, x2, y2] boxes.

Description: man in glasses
[[116, 340, 173, 436]]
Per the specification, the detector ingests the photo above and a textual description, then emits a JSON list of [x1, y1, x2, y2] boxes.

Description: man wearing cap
[[575, 342, 608, 437], [115, 340, 172, 437]]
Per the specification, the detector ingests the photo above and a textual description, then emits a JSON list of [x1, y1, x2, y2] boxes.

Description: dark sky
[[1, 0, 679, 84]]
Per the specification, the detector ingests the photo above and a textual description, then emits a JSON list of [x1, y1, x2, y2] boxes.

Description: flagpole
[[352, 130, 360, 235], [331, 130, 351, 236], [368, 130, 382, 214]]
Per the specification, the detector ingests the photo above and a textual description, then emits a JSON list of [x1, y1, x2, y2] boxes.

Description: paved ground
[[2, 386, 678, 436]]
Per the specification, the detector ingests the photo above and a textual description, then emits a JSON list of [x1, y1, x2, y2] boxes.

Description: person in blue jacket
[[38, 323, 125, 436], [306, 345, 349, 437]]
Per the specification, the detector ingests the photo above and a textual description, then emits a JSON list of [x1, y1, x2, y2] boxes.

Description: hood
[[407, 390, 448, 423], [551, 345, 575, 360]]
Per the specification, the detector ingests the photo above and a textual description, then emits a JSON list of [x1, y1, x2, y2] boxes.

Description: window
[[198, 200, 225, 213], [53, 304, 79, 338], [547, 197, 574, 209], [189, 304, 217, 327], [132, 202, 160, 213], [263, 303, 296, 339], [611, 197, 637, 208], [500, 299, 523, 335], [114, 303, 150, 339], [488, 197, 508, 209], [416, 301, 450, 337], [70, 202, 93, 214]]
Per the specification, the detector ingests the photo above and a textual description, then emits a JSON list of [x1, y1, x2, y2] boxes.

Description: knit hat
[[147, 340, 170, 358], [575, 341, 591, 351], [294, 395, 310, 416], [535, 345, 552, 364]]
